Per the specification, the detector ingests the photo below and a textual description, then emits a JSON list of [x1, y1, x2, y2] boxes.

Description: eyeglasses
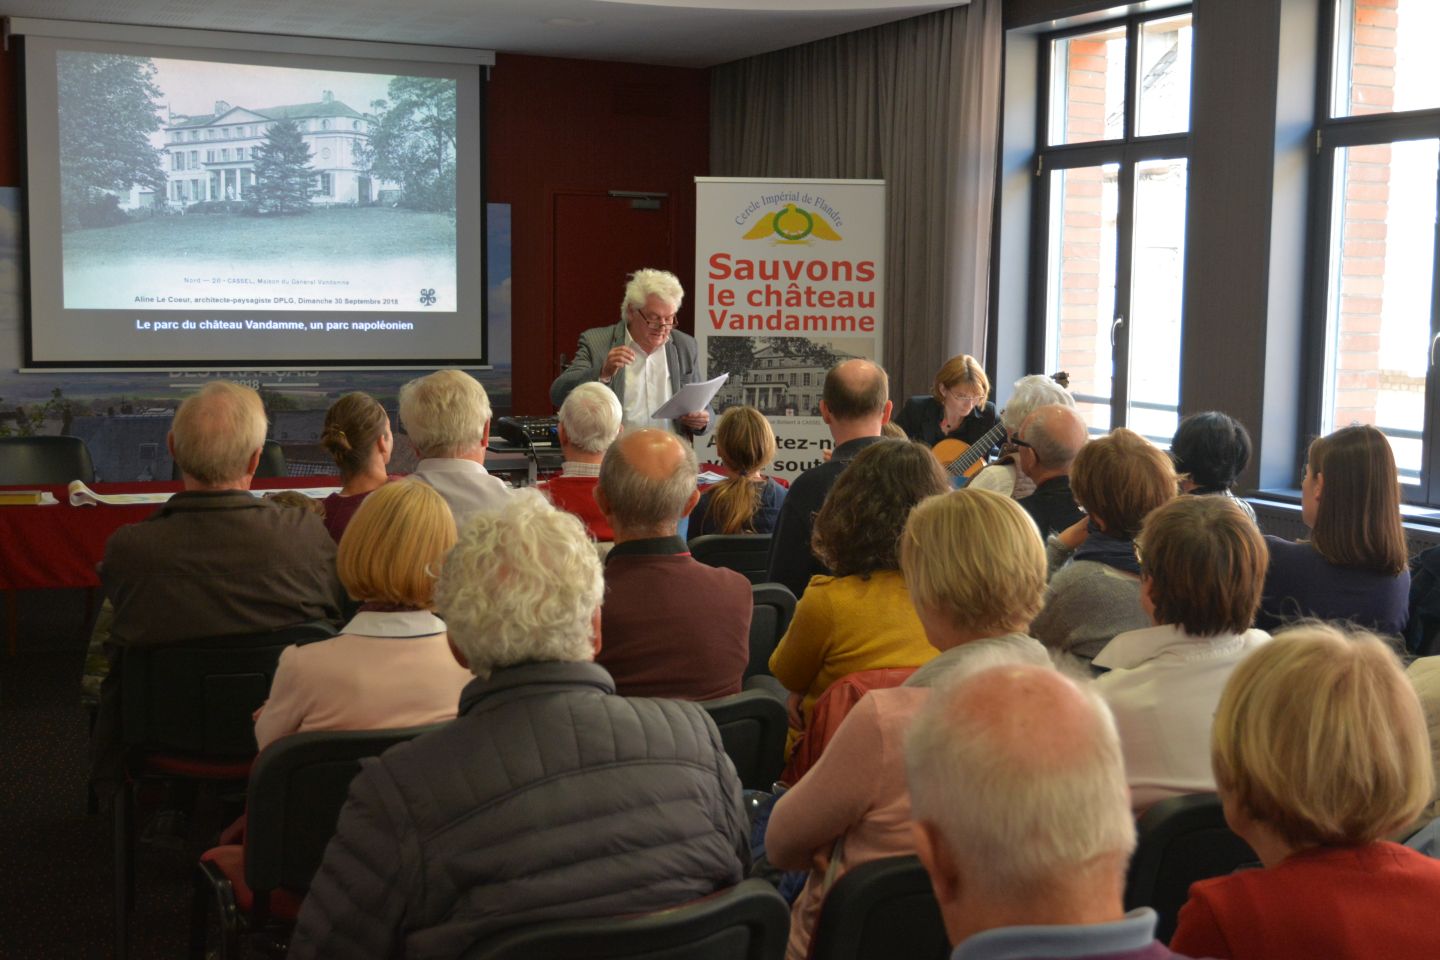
[[946, 389, 986, 406], [1011, 436, 1033, 450], [634, 307, 678, 330]]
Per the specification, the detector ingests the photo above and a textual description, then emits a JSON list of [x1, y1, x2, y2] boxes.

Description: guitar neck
[[947, 423, 1007, 477]]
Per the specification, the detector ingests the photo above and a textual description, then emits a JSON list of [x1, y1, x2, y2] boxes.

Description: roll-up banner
[[694, 177, 885, 479]]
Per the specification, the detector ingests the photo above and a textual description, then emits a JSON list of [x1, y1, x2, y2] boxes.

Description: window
[[1309, 0, 1440, 501], [1031, 10, 1193, 442], [317, 172, 332, 196]]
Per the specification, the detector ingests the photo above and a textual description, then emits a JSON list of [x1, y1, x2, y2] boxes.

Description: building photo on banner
[[695, 177, 885, 478]]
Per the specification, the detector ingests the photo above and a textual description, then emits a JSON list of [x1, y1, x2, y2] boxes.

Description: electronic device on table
[[493, 416, 560, 450]]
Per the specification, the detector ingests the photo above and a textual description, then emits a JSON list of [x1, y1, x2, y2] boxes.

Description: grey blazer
[[549, 320, 712, 435]]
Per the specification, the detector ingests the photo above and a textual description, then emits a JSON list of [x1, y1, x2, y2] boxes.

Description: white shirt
[[411, 457, 512, 526], [1093, 622, 1271, 811], [620, 328, 673, 432]]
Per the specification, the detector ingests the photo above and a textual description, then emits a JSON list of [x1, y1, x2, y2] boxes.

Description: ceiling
[[2, 0, 968, 68]]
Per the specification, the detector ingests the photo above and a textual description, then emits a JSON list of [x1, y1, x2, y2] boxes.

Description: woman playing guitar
[[895, 354, 998, 446], [895, 354, 1001, 482]]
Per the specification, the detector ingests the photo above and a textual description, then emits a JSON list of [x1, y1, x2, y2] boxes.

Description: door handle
[[1430, 334, 1440, 368], [1110, 316, 1125, 348]]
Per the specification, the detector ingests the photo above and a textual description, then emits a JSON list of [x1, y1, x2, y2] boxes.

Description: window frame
[[1027, 7, 1193, 440], [1302, 0, 1440, 504]]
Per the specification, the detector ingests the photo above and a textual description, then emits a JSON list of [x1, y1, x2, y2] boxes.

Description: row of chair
[[115, 580, 799, 959], [185, 713, 1250, 960], [0, 434, 288, 485]]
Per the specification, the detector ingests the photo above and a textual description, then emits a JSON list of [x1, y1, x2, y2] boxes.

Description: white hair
[[1001, 374, 1074, 434], [559, 382, 623, 454], [619, 268, 684, 322], [399, 369, 491, 458], [904, 665, 1136, 898], [170, 380, 268, 485], [434, 489, 603, 679]]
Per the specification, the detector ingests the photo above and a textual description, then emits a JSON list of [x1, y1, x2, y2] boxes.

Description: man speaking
[[550, 268, 712, 436]]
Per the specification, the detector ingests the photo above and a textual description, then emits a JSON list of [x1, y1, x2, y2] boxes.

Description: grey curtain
[[710, 0, 1002, 399]]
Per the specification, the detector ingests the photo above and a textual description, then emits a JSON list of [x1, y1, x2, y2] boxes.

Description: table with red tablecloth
[[0, 477, 341, 591]]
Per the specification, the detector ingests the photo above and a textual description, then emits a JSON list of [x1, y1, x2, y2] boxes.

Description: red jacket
[[537, 475, 613, 541], [1170, 841, 1440, 959]]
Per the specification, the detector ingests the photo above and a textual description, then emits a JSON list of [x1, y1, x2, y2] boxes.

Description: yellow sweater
[[768, 570, 937, 752]]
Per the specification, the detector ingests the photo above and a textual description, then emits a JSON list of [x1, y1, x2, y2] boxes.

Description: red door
[[551, 191, 677, 386]]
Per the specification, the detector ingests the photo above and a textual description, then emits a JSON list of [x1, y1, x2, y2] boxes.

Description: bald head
[[822, 359, 890, 422], [1018, 404, 1088, 479], [596, 428, 699, 538], [905, 664, 1135, 904]]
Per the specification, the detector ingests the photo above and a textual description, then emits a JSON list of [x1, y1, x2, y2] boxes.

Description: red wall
[[0, 45, 17, 187], [487, 53, 709, 413], [0, 47, 710, 414]]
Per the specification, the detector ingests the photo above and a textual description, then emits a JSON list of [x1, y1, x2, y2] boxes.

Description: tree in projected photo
[[250, 118, 318, 215], [57, 54, 167, 229], [368, 76, 457, 212]]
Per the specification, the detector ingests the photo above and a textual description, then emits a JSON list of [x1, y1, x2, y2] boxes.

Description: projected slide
[[59, 55, 457, 315], [17, 27, 487, 368]]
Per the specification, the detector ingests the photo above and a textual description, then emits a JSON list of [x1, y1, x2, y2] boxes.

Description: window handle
[[1110, 316, 1125, 348], [1431, 333, 1440, 368]]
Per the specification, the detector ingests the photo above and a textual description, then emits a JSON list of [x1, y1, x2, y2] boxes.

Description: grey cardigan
[[1030, 536, 1151, 661]]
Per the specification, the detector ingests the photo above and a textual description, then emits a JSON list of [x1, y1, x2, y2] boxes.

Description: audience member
[[594, 428, 751, 699], [288, 491, 748, 957], [906, 664, 1188, 960], [689, 405, 787, 536], [1256, 424, 1409, 635], [769, 440, 948, 753], [895, 353, 999, 452], [254, 480, 467, 750], [902, 488, 1055, 687], [318, 391, 394, 541], [264, 490, 325, 516], [90, 381, 345, 796], [1094, 496, 1270, 810], [1012, 403, 1088, 538], [1170, 625, 1440, 959], [548, 267, 712, 435], [765, 488, 1055, 959], [1409, 656, 1440, 824], [969, 373, 1076, 499], [1170, 411, 1255, 520], [400, 369, 510, 524], [537, 381, 624, 541], [767, 359, 893, 597], [1031, 428, 1176, 661]]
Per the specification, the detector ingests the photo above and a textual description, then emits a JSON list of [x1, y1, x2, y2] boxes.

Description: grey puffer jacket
[[288, 660, 749, 960]]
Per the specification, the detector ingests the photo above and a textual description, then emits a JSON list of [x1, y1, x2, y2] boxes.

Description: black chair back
[[689, 534, 773, 584], [120, 621, 335, 756], [171, 438, 286, 481], [1124, 793, 1259, 943], [747, 582, 797, 679], [699, 689, 787, 791], [464, 879, 790, 960], [810, 855, 948, 960], [244, 725, 439, 896], [0, 434, 95, 484]]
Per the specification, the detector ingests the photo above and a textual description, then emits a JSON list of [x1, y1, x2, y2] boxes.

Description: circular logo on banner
[[773, 205, 815, 242]]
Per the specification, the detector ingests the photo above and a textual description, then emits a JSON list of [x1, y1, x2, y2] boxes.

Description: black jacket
[[289, 660, 749, 960]]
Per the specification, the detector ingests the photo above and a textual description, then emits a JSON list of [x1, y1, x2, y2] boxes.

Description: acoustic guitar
[[933, 422, 1008, 485], [929, 371, 1070, 485]]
